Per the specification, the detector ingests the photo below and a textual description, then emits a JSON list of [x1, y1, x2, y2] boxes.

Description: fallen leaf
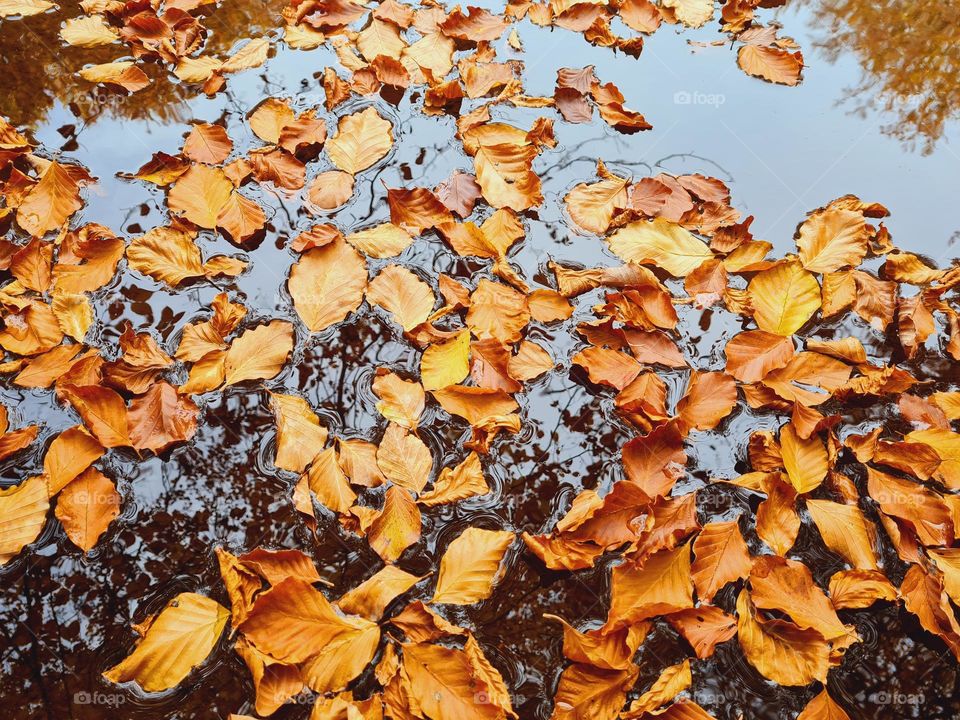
[[432, 527, 514, 604], [104, 593, 229, 692]]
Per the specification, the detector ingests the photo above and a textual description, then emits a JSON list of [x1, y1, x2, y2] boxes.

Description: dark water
[[1, 1, 960, 719]]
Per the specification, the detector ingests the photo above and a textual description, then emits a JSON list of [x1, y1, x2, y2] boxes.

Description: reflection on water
[[2, 1, 960, 719], [814, 0, 960, 154], [0, 0, 282, 129]]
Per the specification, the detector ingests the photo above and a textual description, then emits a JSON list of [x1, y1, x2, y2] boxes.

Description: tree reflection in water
[[0, 0, 283, 129], [814, 0, 960, 153]]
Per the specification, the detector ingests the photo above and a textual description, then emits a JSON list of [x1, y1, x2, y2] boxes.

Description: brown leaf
[[128, 382, 199, 453], [182, 123, 233, 164], [55, 468, 120, 551]]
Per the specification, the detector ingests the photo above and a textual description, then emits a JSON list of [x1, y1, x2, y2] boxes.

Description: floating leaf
[[432, 527, 513, 605], [104, 593, 229, 693]]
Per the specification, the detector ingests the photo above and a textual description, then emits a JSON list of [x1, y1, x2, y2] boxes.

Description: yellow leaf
[[326, 106, 393, 175], [419, 452, 488, 506], [221, 38, 270, 74], [127, 226, 204, 286], [60, 15, 118, 47], [368, 485, 421, 562], [306, 170, 354, 210], [376, 423, 432, 493], [269, 392, 328, 473], [78, 61, 150, 91], [805, 499, 878, 570], [929, 549, 960, 606], [402, 642, 504, 720], [609, 545, 693, 625], [0, 0, 55, 17], [431, 385, 518, 426], [691, 520, 752, 602], [366, 264, 435, 332], [224, 320, 293, 386], [239, 577, 378, 692], [248, 97, 295, 144], [43, 425, 103, 496], [624, 660, 691, 716], [168, 165, 233, 229], [431, 527, 513, 604], [797, 689, 852, 720], [60, 384, 131, 447], [337, 565, 423, 620], [552, 663, 637, 720], [606, 218, 713, 277], [662, 0, 713, 27], [737, 45, 804, 86], [17, 160, 85, 237], [345, 222, 413, 258], [466, 278, 529, 344], [305, 446, 356, 513], [182, 123, 232, 164], [749, 260, 820, 335], [564, 172, 629, 234], [780, 422, 827, 493], [51, 290, 93, 342], [421, 328, 471, 391], [735, 589, 829, 687], [0, 476, 48, 565], [508, 339, 553, 381], [104, 592, 229, 692], [357, 18, 407, 61]]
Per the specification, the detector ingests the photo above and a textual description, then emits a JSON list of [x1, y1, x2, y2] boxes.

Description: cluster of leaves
[[1, 1, 959, 719], [2, 0, 806, 92]]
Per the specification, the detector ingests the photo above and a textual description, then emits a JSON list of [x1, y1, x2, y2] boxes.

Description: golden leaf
[[269, 392, 328, 473], [366, 264, 436, 332], [737, 45, 804, 86], [345, 222, 413, 258], [691, 520, 752, 602], [168, 165, 233, 229], [735, 589, 829, 686], [104, 593, 229, 692], [337, 565, 423, 620], [805, 499, 878, 570], [421, 328, 471, 391], [376, 423, 432, 493], [326, 106, 393, 175], [54, 468, 120, 551], [182, 123, 233, 165], [0, 476, 48, 565], [779, 422, 827, 493], [60, 15, 118, 47], [749, 260, 821, 336], [223, 321, 293, 386], [368, 486, 421, 562], [431, 527, 514, 604], [288, 239, 368, 332], [662, 0, 713, 27], [419, 452, 489, 506], [17, 160, 86, 237], [372, 369, 424, 429], [796, 209, 869, 273], [607, 218, 713, 277]]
